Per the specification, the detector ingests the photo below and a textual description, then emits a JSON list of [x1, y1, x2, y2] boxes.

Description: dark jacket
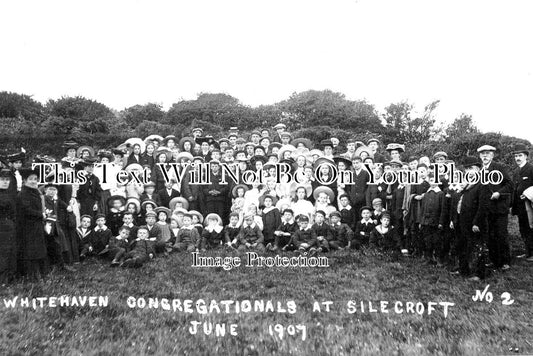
[[158, 188, 180, 209], [480, 161, 513, 215], [16, 186, 47, 260], [512, 162, 533, 214]]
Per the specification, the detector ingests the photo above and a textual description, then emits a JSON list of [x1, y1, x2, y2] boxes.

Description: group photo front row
[[1, 124, 532, 283]]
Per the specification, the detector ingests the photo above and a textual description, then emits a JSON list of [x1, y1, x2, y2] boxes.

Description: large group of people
[[1, 123, 532, 282]]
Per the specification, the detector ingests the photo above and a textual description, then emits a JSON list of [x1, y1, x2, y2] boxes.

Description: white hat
[[477, 145, 496, 153]]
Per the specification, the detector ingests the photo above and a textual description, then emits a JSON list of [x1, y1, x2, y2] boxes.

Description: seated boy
[[237, 213, 265, 252], [173, 213, 201, 252], [274, 208, 298, 251], [313, 210, 333, 253], [292, 214, 318, 255], [121, 226, 155, 268], [354, 206, 375, 249], [329, 211, 354, 249], [104, 226, 131, 266]]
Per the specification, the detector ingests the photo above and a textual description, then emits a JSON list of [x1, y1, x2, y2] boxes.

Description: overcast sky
[[1, 0, 532, 139]]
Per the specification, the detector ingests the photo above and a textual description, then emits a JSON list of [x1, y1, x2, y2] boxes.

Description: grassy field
[[1, 216, 532, 356]]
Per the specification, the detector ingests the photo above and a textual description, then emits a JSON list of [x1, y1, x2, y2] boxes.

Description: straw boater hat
[[367, 138, 380, 145], [155, 206, 171, 217], [204, 213, 223, 226], [277, 144, 297, 160], [169, 197, 189, 211], [179, 136, 196, 149], [125, 163, 143, 172], [433, 151, 448, 160], [355, 145, 373, 158], [125, 138, 146, 154], [126, 197, 141, 213], [273, 123, 286, 130], [188, 210, 204, 224], [141, 199, 157, 210], [163, 135, 177, 146], [154, 147, 173, 162], [176, 151, 194, 163], [385, 143, 405, 153], [192, 127, 203, 135], [172, 207, 189, 216], [291, 147, 313, 164], [313, 186, 335, 202], [144, 134, 164, 145], [310, 149, 323, 157], [333, 155, 352, 167], [291, 138, 313, 149], [76, 145, 95, 158], [232, 183, 250, 198]]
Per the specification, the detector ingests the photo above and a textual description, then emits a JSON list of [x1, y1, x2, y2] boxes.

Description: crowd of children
[[1, 125, 532, 283]]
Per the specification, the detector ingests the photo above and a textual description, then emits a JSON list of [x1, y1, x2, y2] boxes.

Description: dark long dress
[[16, 185, 48, 279], [0, 188, 17, 283]]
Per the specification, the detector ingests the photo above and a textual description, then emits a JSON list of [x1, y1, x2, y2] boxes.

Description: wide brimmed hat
[[367, 138, 381, 145], [187, 210, 204, 223], [154, 147, 173, 162], [163, 135, 177, 146], [62, 141, 78, 152], [320, 139, 334, 149], [78, 156, 98, 168], [273, 123, 286, 130], [204, 213, 223, 226], [176, 151, 194, 162], [169, 197, 189, 211], [179, 137, 196, 150], [310, 149, 323, 158], [512, 144, 529, 156], [76, 145, 95, 158], [192, 127, 203, 134], [355, 146, 372, 158], [433, 151, 448, 159], [259, 194, 279, 208], [313, 186, 335, 202], [125, 138, 146, 154], [277, 144, 296, 160], [250, 155, 268, 167], [172, 208, 189, 218], [232, 183, 249, 198], [144, 135, 164, 145], [385, 143, 405, 153], [141, 199, 157, 210], [107, 195, 127, 207], [125, 163, 143, 172], [333, 156, 352, 167], [155, 206, 171, 217], [268, 142, 282, 151], [291, 138, 313, 149], [97, 149, 114, 162], [314, 156, 335, 169], [7, 151, 26, 163], [291, 148, 312, 163], [126, 197, 141, 213]]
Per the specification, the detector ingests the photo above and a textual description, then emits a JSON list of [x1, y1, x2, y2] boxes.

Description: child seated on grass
[[274, 208, 298, 251], [292, 214, 318, 256], [121, 226, 155, 268], [369, 213, 401, 258], [237, 213, 265, 253], [201, 213, 225, 250], [173, 213, 201, 252], [105, 226, 130, 266]]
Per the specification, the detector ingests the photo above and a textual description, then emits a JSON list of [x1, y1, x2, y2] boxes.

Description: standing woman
[[0, 168, 17, 283], [16, 168, 48, 280]]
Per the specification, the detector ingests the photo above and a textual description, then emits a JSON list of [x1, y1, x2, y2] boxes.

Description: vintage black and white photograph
[[1, 0, 532, 355]]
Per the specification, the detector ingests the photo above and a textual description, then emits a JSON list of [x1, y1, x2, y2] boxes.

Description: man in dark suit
[[77, 157, 102, 219], [478, 145, 513, 270], [347, 156, 370, 216], [511, 144, 533, 261], [202, 160, 230, 224], [158, 180, 180, 208]]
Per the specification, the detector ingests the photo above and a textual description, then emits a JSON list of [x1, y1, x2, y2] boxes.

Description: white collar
[[360, 219, 373, 225], [94, 226, 107, 232], [263, 206, 276, 214], [340, 205, 352, 211], [206, 225, 223, 233], [181, 225, 195, 230], [243, 222, 257, 230], [427, 186, 441, 193]]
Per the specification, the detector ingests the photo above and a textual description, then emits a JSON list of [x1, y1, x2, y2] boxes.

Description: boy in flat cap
[[121, 226, 155, 268], [292, 214, 318, 255], [329, 210, 354, 249]]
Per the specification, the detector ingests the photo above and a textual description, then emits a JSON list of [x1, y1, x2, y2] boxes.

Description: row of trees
[[0, 90, 529, 166]]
